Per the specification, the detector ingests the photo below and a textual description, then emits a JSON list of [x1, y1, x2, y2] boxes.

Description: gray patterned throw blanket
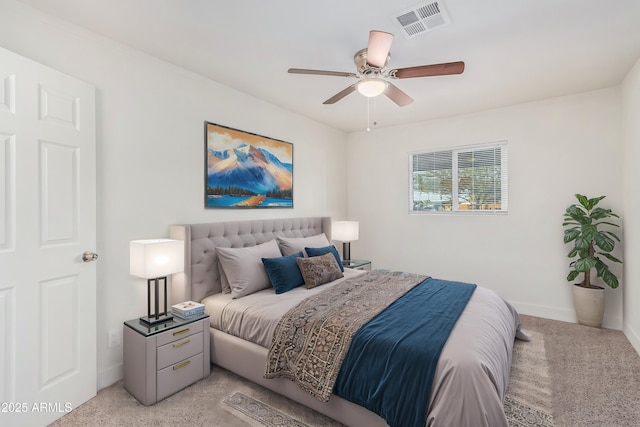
[[264, 270, 429, 401]]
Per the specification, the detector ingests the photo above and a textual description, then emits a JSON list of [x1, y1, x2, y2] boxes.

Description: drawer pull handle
[[173, 339, 190, 348], [173, 360, 191, 370], [173, 328, 190, 336]]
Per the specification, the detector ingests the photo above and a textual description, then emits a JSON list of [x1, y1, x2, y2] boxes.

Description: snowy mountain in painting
[[207, 143, 292, 194]]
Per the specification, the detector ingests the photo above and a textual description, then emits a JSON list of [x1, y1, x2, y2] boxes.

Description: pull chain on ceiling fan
[[288, 30, 465, 107]]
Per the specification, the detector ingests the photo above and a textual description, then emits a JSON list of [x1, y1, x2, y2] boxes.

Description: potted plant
[[563, 194, 622, 327]]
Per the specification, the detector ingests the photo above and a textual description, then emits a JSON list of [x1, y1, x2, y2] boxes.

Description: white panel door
[[0, 46, 96, 427]]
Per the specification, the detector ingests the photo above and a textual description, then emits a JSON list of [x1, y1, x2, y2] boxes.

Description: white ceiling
[[17, 0, 640, 133]]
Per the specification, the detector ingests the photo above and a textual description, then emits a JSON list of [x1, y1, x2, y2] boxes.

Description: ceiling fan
[[288, 30, 464, 107]]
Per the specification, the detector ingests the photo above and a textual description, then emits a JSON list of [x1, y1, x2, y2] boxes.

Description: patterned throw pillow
[[296, 252, 344, 289], [305, 245, 344, 272]]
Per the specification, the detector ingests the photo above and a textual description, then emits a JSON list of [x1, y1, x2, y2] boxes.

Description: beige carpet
[[50, 365, 341, 427], [521, 315, 640, 427], [50, 315, 640, 427]]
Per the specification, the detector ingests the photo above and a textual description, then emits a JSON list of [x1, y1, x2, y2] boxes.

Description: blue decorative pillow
[[305, 245, 344, 272], [262, 251, 305, 294]]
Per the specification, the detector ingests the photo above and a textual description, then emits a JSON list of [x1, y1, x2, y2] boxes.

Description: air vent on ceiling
[[392, 1, 451, 39]]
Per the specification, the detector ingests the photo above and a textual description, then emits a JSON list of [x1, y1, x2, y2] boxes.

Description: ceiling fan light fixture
[[357, 78, 386, 97]]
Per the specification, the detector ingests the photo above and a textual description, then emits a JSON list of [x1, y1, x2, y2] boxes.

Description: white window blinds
[[409, 141, 508, 213]]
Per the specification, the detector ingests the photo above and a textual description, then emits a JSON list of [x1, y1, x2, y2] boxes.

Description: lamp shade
[[356, 79, 386, 97], [130, 239, 184, 279], [332, 221, 359, 242]]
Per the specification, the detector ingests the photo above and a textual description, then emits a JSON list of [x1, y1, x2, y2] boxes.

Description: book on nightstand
[[172, 301, 205, 318], [173, 311, 205, 320]]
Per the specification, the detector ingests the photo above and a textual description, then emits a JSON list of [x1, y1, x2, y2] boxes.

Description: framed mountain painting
[[204, 122, 293, 208]]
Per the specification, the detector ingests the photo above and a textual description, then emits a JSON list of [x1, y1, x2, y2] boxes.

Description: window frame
[[408, 141, 508, 215]]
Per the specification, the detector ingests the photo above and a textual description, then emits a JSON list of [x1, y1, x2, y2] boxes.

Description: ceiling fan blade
[[366, 30, 394, 68], [384, 82, 413, 107], [288, 68, 357, 78], [391, 61, 465, 79], [323, 85, 357, 104]]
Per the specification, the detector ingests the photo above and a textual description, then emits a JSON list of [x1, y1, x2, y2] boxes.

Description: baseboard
[[511, 301, 623, 330], [602, 312, 623, 330], [97, 363, 123, 391], [510, 301, 575, 324], [624, 323, 640, 356]]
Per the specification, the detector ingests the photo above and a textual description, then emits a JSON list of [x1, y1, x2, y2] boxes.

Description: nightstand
[[123, 314, 210, 405], [343, 259, 372, 271]]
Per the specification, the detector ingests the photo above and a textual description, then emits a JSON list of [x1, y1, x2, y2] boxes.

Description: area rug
[[504, 331, 555, 427], [223, 392, 310, 427]]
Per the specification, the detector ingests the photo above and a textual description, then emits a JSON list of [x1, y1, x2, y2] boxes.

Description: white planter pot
[[572, 284, 605, 328]]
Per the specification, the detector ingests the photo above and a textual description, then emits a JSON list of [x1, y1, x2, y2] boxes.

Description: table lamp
[[130, 239, 184, 326], [332, 221, 359, 261]]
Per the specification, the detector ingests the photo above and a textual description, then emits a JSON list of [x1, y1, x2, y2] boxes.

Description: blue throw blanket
[[333, 278, 477, 427]]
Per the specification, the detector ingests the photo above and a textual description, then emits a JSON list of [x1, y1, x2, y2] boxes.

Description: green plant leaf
[[578, 248, 591, 258], [590, 207, 612, 219], [562, 220, 580, 227], [603, 231, 621, 242], [600, 268, 619, 289], [564, 228, 580, 243], [567, 246, 580, 258], [574, 236, 590, 250], [575, 194, 589, 208], [596, 221, 620, 228], [566, 270, 580, 282], [599, 252, 623, 264], [585, 195, 606, 210], [595, 259, 620, 289], [594, 233, 615, 252], [574, 256, 597, 272], [581, 224, 597, 241], [565, 205, 589, 223]]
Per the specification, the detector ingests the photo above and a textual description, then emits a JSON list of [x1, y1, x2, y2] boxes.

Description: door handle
[[82, 251, 99, 263]]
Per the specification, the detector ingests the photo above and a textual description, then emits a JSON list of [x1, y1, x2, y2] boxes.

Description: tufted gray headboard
[[169, 217, 332, 304]]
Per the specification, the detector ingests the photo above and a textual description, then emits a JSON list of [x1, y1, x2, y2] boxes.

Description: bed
[[169, 217, 527, 427]]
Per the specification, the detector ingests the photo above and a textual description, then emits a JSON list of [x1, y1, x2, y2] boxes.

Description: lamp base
[[139, 313, 173, 326], [342, 241, 351, 261], [142, 276, 172, 326]]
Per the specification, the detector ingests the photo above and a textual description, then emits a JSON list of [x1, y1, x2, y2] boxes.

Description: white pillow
[[215, 239, 282, 298], [218, 259, 231, 294], [277, 233, 331, 256]]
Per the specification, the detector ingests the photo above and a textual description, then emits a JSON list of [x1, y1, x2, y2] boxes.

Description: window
[[409, 141, 508, 213]]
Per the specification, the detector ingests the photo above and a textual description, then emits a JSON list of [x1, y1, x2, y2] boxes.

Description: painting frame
[[204, 121, 294, 209]]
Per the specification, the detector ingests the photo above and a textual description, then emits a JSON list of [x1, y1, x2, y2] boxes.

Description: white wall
[[622, 58, 640, 353], [0, 0, 348, 389], [346, 88, 625, 328]]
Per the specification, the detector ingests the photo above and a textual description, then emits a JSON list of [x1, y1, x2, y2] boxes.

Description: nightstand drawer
[[156, 319, 203, 346], [157, 331, 204, 370], [157, 352, 204, 401]]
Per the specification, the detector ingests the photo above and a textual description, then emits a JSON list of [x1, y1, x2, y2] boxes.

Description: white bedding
[[203, 268, 365, 348]]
